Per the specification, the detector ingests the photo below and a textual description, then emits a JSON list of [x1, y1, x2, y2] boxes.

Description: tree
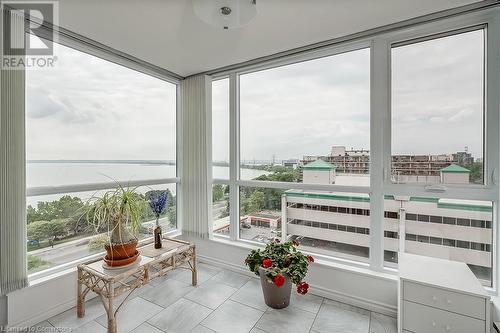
[[167, 206, 177, 226], [27, 195, 86, 235], [27, 220, 50, 243], [212, 184, 225, 202], [468, 162, 483, 184], [242, 190, 266, 214], [27, 219, 68, 243]]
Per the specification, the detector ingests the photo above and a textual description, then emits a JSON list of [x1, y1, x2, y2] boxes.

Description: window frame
[[378, 12, 500, 292], [25, 29, 182, 281], [210, 8, 500, 294]]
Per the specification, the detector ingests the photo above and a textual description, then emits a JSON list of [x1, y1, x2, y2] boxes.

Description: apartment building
[[303, 145, 475, 178], [283, 160, 492, 284]]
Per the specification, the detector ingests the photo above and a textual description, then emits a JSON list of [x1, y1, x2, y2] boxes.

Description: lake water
[[26, 162, 267, 205]]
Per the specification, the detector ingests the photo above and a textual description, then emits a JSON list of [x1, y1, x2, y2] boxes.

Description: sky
[[28, 30, 483, 163], [213, 29, 484, 162], [26, 39, 177, 161]]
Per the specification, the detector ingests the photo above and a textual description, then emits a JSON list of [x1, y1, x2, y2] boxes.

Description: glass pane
[[391, 30, 484, 185], [212, 183, 230, 236], [384, 195, 492, 286], [239, 186, 283, 244], [27, 184, 177, 274], [284, 190, 370, 263], [212, 78, 230, 179], [26, 37, 177, 188], [26, 37, 177, 273], [240, 48, 370, 185]]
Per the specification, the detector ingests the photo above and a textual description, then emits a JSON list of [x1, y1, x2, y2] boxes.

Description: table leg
[[77, 269, 85, 318], [107, 285, 117, 333], [192, 247, 197, 286]]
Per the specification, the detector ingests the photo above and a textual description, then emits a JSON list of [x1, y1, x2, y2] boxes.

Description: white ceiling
[[55, 0, 483, 77]]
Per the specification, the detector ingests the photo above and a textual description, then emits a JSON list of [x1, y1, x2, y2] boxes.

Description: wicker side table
[[77, 237, 196, 333]]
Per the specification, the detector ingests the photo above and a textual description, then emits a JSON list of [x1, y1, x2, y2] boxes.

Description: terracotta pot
[[104, 239, 138, 263], [259, 267, 292, 309], [104, 251, 139, 267]]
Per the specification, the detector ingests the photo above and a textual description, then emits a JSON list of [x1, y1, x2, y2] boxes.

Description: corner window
[[26, 38, 178, 274]]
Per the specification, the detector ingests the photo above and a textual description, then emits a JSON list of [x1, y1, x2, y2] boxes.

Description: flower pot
[[259, 267, 292, 309], [104, 239, 138, 266]]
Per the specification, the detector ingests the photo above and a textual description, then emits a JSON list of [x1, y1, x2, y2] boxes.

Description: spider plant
[[87, 185, 146, 244]]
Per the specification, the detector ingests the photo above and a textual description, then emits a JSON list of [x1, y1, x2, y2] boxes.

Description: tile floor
[[33, 263, 397, 333]]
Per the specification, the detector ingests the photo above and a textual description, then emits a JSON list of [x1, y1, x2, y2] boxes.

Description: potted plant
[[87, 186, 145, 267], [245, 239, 314, 309]]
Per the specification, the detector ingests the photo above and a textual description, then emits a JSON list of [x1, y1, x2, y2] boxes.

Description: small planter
[[104, 239, 139, 267], [259, 267, 292, 309]]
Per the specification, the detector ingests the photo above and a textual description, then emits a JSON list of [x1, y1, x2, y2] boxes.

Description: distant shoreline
[[26, 160, 273, 167], [27, 160, 176, 165]]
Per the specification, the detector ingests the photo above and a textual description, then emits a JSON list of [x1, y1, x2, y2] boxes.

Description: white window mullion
[[370, 38, 391, 271], [229, 72, 240, 241], [485, 16, 500, 294]]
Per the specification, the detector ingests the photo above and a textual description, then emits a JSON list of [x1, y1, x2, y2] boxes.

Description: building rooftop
[[285, 189, 492, 212], [303, 159, 336, 171], [440, 164, 471, 173]]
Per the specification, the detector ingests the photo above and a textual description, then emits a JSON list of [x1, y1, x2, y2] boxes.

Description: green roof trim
[[437, 202, 492, 212], [440, 164, 471, 173], [285, 191, 369, 202], [285, 191, 491, 212], [303, 159, 336, 171], [409, 197, 439, 203]]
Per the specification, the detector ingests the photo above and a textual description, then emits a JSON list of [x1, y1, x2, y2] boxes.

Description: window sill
[[209, 235, 398, 283]]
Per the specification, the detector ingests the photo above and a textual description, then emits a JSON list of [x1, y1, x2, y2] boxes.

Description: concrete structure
[[302, 160, 336, 184], [241, 213, 281, 229], [284, 190, 492, 284], [282, 159, 300, 169], [440, 164, 471, 184]]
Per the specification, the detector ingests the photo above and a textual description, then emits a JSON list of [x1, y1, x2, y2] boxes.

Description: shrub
[[88, 233, 110, 252], [27, 255, 50, 271]]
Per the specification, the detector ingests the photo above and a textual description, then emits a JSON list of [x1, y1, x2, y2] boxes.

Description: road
[[29, 217, 173, 270]]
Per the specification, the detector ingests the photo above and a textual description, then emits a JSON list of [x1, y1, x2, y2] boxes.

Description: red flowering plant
[[245, 239, 313, 294]]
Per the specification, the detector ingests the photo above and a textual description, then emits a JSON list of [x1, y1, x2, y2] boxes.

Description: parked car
[[27, 239, 40, 247]]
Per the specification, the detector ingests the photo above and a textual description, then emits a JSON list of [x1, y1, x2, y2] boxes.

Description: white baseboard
[[198, 254, 397, 317], [11, 299, 75, 329], [9, 292, 97, 329]]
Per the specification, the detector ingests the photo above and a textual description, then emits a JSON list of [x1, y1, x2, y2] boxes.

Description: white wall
[[303, 170, 334, 184], [7, 269, 80, 327], [182, 236, 398, 315], [442, 172, 470, 184]]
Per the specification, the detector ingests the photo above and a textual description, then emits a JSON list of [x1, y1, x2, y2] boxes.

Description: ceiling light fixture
[[193, 0, 257, 30]]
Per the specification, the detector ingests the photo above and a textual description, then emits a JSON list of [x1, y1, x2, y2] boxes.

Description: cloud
[[26, 40, 177, 161], [28, 29, 484, 164]]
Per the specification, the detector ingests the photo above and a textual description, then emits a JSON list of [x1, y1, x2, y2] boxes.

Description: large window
[[239, 48, 370, 184], [26, 39, 178, 274], [213, 47, 372, 265], [391, 29, 484, 185], [387, 27, 493, 286]]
